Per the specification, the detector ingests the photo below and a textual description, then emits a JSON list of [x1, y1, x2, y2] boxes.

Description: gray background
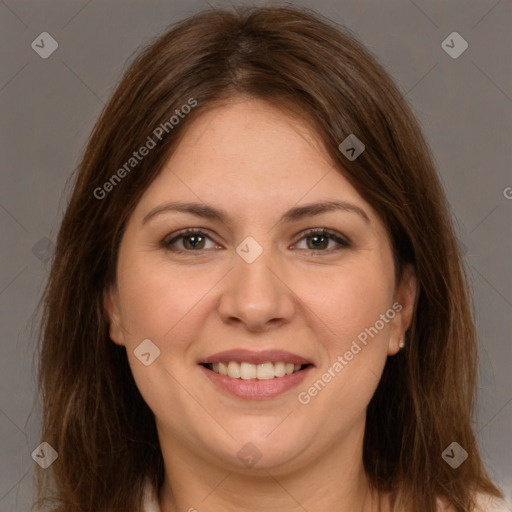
[[1, 0, 511, 510]]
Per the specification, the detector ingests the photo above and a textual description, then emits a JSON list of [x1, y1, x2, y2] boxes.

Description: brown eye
[[162, 229, 220, 252], [294, 228, 350, 252], [306, 234, 330, 250], [181, 233, 206, 250]]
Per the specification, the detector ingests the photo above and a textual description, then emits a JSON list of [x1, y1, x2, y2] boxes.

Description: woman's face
[[106, 97, 416, 474]]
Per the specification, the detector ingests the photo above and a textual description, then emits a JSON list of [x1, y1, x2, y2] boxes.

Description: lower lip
[[199, 365, 312, 399]]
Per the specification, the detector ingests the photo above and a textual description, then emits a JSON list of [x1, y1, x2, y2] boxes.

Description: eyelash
[[161, 227, 351, 255]]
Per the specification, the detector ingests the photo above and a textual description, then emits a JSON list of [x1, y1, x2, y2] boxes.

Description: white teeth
[[208, 361, 305, 380], [256, 362, 275, 380], [240, 362, 257, 380], [274, 362, 286, 377], [227, 361, 241, 378], [218, 362, 228, 376]]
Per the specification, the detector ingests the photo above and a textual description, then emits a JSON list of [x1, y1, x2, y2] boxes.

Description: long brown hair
[[36, 6, 503, 511]]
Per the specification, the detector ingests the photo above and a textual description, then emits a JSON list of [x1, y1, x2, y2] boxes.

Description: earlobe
[[103, 285, 125, 346], [388, 264, 418, 356]]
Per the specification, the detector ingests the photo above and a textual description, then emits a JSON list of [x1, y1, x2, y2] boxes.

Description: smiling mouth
[[201, 361, 313, 380]]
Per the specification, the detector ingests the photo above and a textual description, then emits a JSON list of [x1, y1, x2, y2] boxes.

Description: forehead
[[135, 98, 370, 217]]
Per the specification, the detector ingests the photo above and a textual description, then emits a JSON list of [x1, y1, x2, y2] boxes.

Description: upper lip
[[200, 349, 314, 366]]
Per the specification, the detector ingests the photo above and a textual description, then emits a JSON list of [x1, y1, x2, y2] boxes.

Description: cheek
[[114, 256, 211, 423], [116, 253, 205, 343], [301, 258, 395, 413], [301, 260, 394, 407], [313, 260, 395, 346]]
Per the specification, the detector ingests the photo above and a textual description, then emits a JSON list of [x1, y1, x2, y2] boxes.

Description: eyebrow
[[142, 200, 370, 226]]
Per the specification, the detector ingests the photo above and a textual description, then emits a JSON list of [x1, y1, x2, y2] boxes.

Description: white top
[[142, 482, 161, 512], [141, 482, 509, 512], [473, 493, 510, 512]]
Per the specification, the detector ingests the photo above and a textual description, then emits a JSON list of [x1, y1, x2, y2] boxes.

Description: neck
[[157, 432, 388, 512]]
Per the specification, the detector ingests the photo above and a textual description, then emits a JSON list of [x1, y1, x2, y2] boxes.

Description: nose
[[217, 247, 296, 332]]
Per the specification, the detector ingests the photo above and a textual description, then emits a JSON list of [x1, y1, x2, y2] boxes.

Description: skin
[[105, 97, 417, 512]]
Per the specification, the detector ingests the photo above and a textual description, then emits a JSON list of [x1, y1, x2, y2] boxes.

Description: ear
[[387, 264, 417, 356], [104, 284, 126, 347]]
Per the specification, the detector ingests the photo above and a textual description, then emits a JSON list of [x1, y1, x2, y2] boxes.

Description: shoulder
[[472, 493, 509, 512], [436, 493, 509, 512]]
